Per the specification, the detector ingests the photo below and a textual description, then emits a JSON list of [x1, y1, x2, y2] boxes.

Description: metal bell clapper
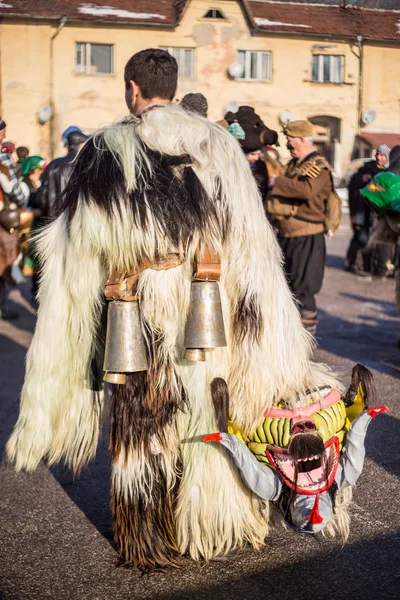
[[184, 281, 227, 362], [103, 300, 148, 384]]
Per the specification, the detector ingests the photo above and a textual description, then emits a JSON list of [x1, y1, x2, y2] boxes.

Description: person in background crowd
[[345, 143, 390, 275], [0, 118, 28, 320], [61, 125, 83, 147], [388, 145, 400, 176], [268, 120, 334, 336], [180, 93, 208, 118], [16, 146, 29, 164], [20, 156, 47, 300], [225, 105, 277, 200], [25, 131, 88, 301], [16, 146, 29, 177], [36, 130, 89, 219], [264, 146, 282, 179], [20, 156, 46, 207], [1, 141, 18, 166]]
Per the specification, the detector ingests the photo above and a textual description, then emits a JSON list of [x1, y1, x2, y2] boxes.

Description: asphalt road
[[1, 218, 399, 600]]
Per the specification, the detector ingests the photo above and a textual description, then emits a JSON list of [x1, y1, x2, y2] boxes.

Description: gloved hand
[[366, 405, 389, 418]]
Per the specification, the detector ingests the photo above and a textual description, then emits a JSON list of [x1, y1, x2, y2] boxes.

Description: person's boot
[[0, 307, 19, 321], [0, 278, 19, 321], [300, 309, 317, 337]]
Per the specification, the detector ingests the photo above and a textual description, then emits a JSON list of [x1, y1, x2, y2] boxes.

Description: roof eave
[[254, 27, 400, 44], [0, 14, 176, 28]]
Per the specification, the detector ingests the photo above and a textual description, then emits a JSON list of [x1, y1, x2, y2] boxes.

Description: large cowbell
[[184, 281, 227, 362], [103, 300, 148, 384]]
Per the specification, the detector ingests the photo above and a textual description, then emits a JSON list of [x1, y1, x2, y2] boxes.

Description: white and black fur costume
[[7, 104, 339, 569]]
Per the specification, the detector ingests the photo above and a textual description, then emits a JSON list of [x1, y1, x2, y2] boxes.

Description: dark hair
[[210, 378, 230, 433], [124, 48, 178, 101], [16, 146, 29, 162]]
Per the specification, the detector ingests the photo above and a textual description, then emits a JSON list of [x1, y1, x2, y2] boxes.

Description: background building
[[0, 0, 399, 177]]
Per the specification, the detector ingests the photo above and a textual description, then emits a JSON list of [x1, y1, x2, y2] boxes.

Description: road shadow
[[317, 304, 400, 376], [50, 418, 113, 543], [0, 334, 27, 457], [151, 532, 400, 600], [4, 283, 36, 334], [326, 252, 346, 271], [366, 412, 400, 479]]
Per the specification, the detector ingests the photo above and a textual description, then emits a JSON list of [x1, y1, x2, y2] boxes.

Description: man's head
[[375, 144, 390, 169], [124, 49, 178, 115], [283, 120, 315, 161], [62, 126, 82, 147], [180, 93, 208, 118], [1, 142, 17, 164], [16, 146, 29, 163], [66, 131, 89, 153], [0, 119, 6, 144]]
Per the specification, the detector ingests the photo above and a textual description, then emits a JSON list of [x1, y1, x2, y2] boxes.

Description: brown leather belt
[[193, 246, 221, 281], [104, 245, 221, 301]]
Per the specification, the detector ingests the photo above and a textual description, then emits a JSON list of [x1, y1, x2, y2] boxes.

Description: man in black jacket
[[345, 144, 390, 274], [36, 131, 89, 218]]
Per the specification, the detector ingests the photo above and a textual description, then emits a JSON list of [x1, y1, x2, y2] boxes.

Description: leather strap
[[193, 246, 221, 281], [104, 253, 183, 301], [104, 244, 222, 300]]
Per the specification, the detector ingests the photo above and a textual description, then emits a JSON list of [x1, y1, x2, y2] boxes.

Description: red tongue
[[307, 493, 324, 525]]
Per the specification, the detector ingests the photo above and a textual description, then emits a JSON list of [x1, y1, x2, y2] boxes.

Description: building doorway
[[308, 115, 341, 175]]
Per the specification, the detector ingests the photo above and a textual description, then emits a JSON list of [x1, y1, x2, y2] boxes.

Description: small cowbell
[[103, 300, 148, 384], [184, 281, 227, 362]]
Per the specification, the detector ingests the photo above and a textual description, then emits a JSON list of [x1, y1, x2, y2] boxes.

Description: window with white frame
[[237, 50, 272, 82], [311, 55, 344, 84], [75, 43, 113, 75], [161, 47, 194, 78]]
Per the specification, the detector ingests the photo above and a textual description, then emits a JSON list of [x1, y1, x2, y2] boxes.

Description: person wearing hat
[[20, 156, 47, 205], [61, 125, 83, 147], [36, 130, 89, 219], [345, 143, 391, 277], [268, 119, 335, 336]]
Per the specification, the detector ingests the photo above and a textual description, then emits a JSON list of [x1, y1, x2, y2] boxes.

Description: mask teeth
[[297, 455, 319, 462]]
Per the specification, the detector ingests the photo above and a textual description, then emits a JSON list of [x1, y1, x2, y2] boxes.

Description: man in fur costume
[[7, 49, 338, 571]]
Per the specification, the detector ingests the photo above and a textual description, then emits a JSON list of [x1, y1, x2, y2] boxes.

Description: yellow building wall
[[0, 0, 399, 173], [0, 21, 53, 158], [362, 44, 400, 133]]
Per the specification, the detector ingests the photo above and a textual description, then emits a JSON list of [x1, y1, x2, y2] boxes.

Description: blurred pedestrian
[[267, 120, 334, 335], [20, 156, 46, 207], [225, 105, 277, 200], [388, 145, 400, 176], [36, 130, 89, 219], [0, 118, 28, 320], [1, 141, 18, 165], [180, 93, 208, 118], [345, 144, 390, 275], [16, 146, 29, 163], [263, 146, 282, 178]]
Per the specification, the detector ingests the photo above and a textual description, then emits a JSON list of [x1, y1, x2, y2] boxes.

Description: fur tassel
[[109, 331, 184, 570], [344, 363, 375, 409], [211, 378, 230, 433]]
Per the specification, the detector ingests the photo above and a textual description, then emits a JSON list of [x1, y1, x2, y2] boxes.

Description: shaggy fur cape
[[7, 104, 339, 569]]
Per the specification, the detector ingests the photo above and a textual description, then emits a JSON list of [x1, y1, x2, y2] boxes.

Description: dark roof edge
[[249, 2, 400, 14], [0, 14, 175, 28], [254, 28, 400, 44]]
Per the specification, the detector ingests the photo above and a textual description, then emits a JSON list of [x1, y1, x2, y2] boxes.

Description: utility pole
[[49, 17, 67, 159]]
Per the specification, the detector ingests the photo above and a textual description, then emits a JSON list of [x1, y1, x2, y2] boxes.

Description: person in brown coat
[[268, 120, 333, 335]]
